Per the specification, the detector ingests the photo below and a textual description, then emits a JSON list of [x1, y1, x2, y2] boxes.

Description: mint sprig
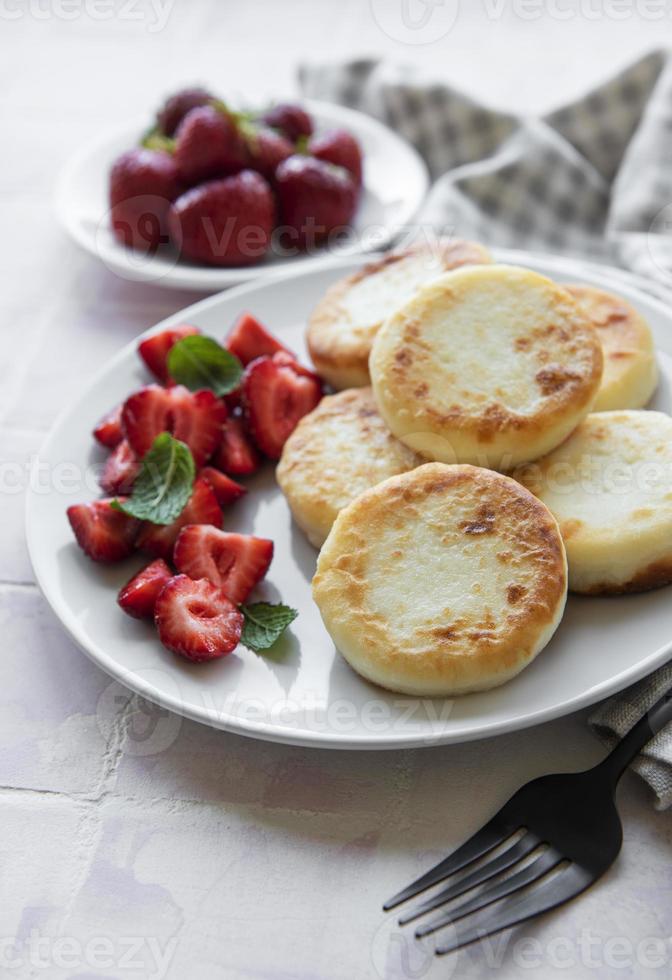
[[240, 602, 298, 653], [113, 433, 195, 525], [167, 335, 243, 396]]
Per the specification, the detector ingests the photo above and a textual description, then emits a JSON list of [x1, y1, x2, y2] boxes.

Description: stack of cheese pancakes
[[277, 241, 665, 697]]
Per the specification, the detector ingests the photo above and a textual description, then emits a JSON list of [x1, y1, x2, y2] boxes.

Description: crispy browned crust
[[306, 240, 492, 386], [574, 558, 672, 596], [276, 388, 420, 547], [369, 268, 604, 469], [313, 463, 567, 694]]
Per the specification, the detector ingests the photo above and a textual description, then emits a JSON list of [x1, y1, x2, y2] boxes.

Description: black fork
[[384, 683, 672, 956]]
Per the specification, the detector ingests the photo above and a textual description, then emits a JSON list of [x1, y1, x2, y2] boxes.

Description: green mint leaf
[[114, 433, 195, 525], [240, 602, 298, 653], [167, 335, 243, 396]]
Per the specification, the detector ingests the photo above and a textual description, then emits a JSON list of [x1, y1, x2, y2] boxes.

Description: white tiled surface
[[2, 4, 672, 977]]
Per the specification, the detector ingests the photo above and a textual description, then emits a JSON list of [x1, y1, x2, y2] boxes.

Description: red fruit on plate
[[214, 416, 260, 475], [67, 499, 140, 563], [138, 323, 201, 383], [309, 128, 363, 186], [157, 86, 213, 137], [99, 440, 140, 495], [117, 558, 172, 620], [225, 312, 293, 366], [93, 404, 123, 449], [109, 148, 181, 252], [245, 126, 293, 181], [270, 349, 322, 380], [155, 574, 243, 662], [199, 467, 247, 506], [174, 105, 246, 185], [275, 156, 357, 249], [121, 384, 226, 465], [243, 355, 322, 458], [262, 103, 313, 142], [136, 476, 221, 559], [168, 170, 275, 267], [174, 525, 273, 603]]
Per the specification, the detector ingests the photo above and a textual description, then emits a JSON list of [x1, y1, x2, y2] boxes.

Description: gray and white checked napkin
[[301, 51, 672, 809]]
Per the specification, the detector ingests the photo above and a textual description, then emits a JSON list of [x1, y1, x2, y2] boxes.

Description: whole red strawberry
[[174, 105, 246, 185], [169, 170, 275, 267], [309, 129, 363, 186], [157, 86, 213, 137], [275, 156, 357, 250], [245, 126, 293, 181], [109, 148, 181, 252], [262, 103, 313, 142]]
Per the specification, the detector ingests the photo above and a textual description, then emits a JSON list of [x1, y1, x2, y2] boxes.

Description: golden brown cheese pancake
[[307, 240, 491, 389], [566, 284, 658, 411], [516, 410, 672, 595], [313, 463, 568, 696], [369, 264, 603, 469], [277, 387, 420, 547]]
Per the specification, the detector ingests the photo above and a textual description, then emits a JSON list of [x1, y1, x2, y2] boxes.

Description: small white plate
[[55, 100, 429, 292], [26, 250, 672, 749]]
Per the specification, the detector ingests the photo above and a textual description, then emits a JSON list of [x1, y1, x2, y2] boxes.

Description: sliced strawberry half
[[199, 466, 247, 506], [213, 416, 260, 475], [225, 312, 293, 366], [99, 440, 140, 495], [67, 498, 140, 562], [118, 558, 173, 620], [138, 323, 201, 383], [121, 384, 226, 466], [243, 354, 322, 458], [136, 476, 221, 559], [155, 574, 243, 662], [170, 388, 227, 466], [93, 404, 123, 449], [173, 525, 273, 603]]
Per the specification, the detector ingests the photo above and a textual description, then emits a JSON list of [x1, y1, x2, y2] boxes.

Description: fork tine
[[383, 816, 517, 911], [398, 832, 540, 925], [435, 862, 593, 955], [416, 846, 562, 938]]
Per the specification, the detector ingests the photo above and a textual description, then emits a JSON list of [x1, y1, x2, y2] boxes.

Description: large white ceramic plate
[[55, 100, 429, 291], [26, 250, 672, 749]]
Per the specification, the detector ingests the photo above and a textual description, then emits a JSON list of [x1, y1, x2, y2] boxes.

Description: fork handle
[[598, 681, 672, 785]]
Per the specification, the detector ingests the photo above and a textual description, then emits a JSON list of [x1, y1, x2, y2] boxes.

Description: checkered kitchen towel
[[301, 51, 672, 808]]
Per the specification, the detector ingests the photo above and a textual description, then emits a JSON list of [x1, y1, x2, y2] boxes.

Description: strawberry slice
[[199, 466, 247, 506], [155, 574, 243, 662], [136, 476, 221, 559], [117, 558, 172, 619], [93, 404, 123, 449], [67, 498, 140, 562], [243, 354, 322, 458], [170, 388, 227, 466], [225, 312, 293, 366], [138, 323, 201, 383], [271, 349, 322, 379], [99, 440, 140, 495], [174, 525, 273, 603], [213, 416, 260, 475], [121, 384, 226, 466]]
